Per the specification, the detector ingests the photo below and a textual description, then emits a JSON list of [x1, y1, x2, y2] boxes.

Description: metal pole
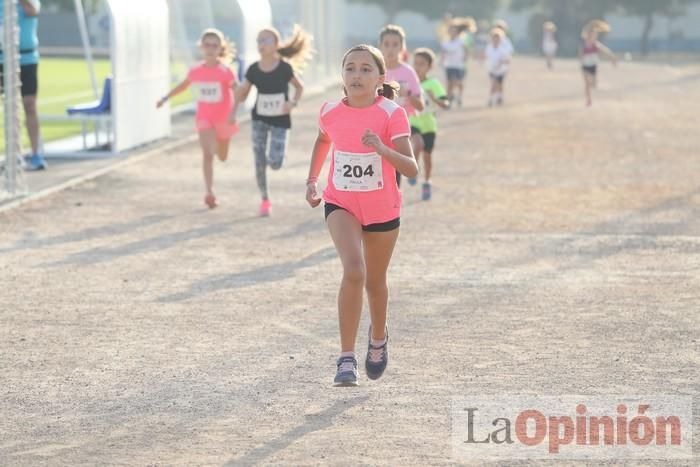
[[3, 0, 22, 195], [74, 0, 99, 98]]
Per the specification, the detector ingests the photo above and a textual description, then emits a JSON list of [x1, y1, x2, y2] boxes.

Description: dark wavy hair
[[342, 44, 400, 100]]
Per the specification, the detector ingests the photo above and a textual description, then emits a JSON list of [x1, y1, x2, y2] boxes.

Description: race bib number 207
[[194, 82, 222, 103]]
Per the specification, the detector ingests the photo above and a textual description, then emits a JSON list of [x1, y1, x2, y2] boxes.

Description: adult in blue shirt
[[1, 0, 46, 170]]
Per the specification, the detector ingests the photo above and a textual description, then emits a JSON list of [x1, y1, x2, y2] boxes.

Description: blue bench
[[67, 77, 112, 116], [40, 77, 113, 151]]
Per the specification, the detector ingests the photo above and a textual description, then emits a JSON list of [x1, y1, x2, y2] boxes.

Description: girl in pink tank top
[[157, 29, 239, 209], [305, 44, 418, 386]]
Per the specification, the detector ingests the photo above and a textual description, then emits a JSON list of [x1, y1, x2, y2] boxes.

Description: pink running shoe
[[204, 193, 218, 209], [259, 199, 271, 217]]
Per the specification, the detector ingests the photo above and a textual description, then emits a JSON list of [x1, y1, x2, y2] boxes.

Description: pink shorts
[[196, 119, 239, 141]]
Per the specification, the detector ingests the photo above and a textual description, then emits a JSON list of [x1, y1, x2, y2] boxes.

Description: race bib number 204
[[333, 151, 384, 192]]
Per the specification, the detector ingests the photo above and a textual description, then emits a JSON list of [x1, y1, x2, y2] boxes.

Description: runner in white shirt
[[485, 28, 511, 107], [542, 21, 558, 69], [440, 19, 472, 107]]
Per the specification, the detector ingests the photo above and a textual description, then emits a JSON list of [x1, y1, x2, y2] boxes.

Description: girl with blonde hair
[[542, 21, 558, 69], [580, 20, 617, 106], [157, 28, 238, 209], [485, 28, 511, 106]]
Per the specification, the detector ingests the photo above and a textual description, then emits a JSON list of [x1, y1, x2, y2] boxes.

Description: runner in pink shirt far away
[[157, 28, 239, 209]]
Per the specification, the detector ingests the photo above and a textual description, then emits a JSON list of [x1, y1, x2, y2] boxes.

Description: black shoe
[[365, 326, 389, 380]]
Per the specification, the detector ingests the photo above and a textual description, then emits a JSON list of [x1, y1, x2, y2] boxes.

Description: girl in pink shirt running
[[306, 44, 418, 387], [157, 29, 238, 209], [378, 25, 424, 187]]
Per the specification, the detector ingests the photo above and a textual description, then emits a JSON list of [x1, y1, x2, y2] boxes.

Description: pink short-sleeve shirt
[[319, 96, 411, 226], [187, 62, 236, 123], [386, 62, 422, 117]]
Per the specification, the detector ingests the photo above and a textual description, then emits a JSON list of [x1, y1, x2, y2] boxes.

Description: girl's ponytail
[[379, 81, 400, 101], [275, 25, 314, 72]]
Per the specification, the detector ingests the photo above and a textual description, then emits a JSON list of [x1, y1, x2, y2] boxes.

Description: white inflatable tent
[[107, 0, 170, 153], [40, 0, 170, 156], [236, 0, 272, 78]]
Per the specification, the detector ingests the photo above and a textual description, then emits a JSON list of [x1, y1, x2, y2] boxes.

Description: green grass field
[[1, 57, 193, 153]]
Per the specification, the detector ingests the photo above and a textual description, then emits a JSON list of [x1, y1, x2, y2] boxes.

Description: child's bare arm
[[427, 90, 450, 110], [408, 93, 425, 112], [435, 95, 450, 110], [290, 75, 304, 105], [306, 130, 332, 207], [229, 80, 240, 122], [308, 130, 331, 179], [362, 131, 418, 178], [597, 41, 618, 63], [19, 0, 39, 16], [234, 80, 253, 104], [156, 79, 190, 108]]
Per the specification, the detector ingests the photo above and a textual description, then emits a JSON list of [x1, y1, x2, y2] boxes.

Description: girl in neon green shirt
[[409, 48, 449, 201]]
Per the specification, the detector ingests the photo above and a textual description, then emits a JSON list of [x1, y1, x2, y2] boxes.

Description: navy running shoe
[[365, 326, 389, 380], [421, 182, 432, 201], [334, 355, 359, 387]]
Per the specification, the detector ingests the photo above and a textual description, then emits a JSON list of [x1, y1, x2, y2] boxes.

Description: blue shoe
[[365, 326, 388, 380], [28, 154, 47, 171], [334, 355, 359, 387], [421, 182, 432, 201], [407, 177, 417, 186]]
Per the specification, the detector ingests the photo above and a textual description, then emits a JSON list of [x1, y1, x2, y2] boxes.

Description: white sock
[[340, 351, 355, 359], [371, 337, 387, 347]]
